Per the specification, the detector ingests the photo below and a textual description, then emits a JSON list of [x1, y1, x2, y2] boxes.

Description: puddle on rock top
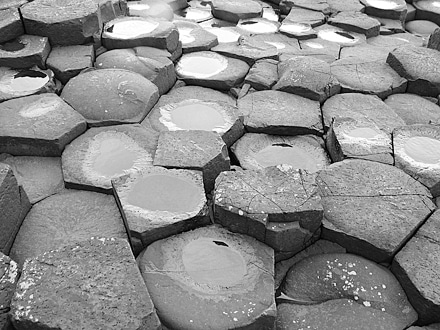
[[170, 103, 225, 131], [0, 39, 25, 52], [182, 8, 212, 21], [281, 23, 312, 34], [108, 20, 160, 39], [182, 238, 247, 286], [367, 0, 400, 9], [10, 71, 49, 92], [127, 174, 202, 212], [92, 138, 139, 177], [204, 27, 240, 43], [238, 20, 278, 34], [318, 30, 358, 44], [254, 145, 319, 172], [177, 54, 228, 78], [404, 136, 440, 164], [345, 127, 381, 139], [178, 27, 196, 44]]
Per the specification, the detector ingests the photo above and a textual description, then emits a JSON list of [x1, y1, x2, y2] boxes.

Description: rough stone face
[[238, 90, 323, 136], [384, 93, 440, 125], [138, 225, 276, 329], [272, 56, 341, 103], [10, 237, 161, 330], [328, 11, 380, 38], [102, 16, 179, 52], [214, 165, 322, 255], [387, 45, 440, 97], [283, 6, 325, 27], [361, 0, 407, 21], [232, 133, 330, 172], [46, 45, 95, 84], [294, 38, 341, 63], [62, 124, 158, 192], [9, 189, 127, 266], [95, 48, 176, 96], [112, 166, 209, 247], [277, 253, 417, 330], [0, 154, 64, 204], [0, 8, 24, 44], [175, 51, 250, 91], [367, 33, 424, 50], [211, 0, 262, 23], [153, 130, 230, 193], [61, 69, 159, 126], [274, 239, 346, 290], [21, 0, 126, 45], [330, 57, 407, 99], [0, 0, 27, 10], [0, 163, 31, 255], [0, 35, 51, 69], [428, 28, 440, 51], [146, 88, 243, 147], [244, 59, 278, 90], [0, 253, 19, 330], [327, 0, 365, 13], [316, 159, 436, 263], [392, 209, 440, 325], [340, 43, 392, 62], [393, 124, 440, 197], [322, 93, 405, 164], [0, 94, 87, 156]]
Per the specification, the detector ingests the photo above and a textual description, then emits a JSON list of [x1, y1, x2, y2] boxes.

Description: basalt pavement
[[1, 0, 440, 329]]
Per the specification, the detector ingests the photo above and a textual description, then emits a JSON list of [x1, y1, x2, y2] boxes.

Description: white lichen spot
[[363, 301, 371, 307]]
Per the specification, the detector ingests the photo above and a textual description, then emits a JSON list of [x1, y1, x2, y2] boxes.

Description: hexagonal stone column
[[0, 154, 64, 204], [387, 45, 440, 97], [214, 165, 322, 258], [9, 189, 127, 266], [20, 0, 126, 45], [146, 86, 243, 147], [0, 7, 24, 44], [61, 69, 159, 126], [361, 0, 407, 21], [113, 166, 209, 248], [394, 124, 440, 197], [232, 133, 330, 172], [0, 35, 50, 69], [328, 11, 380, 38], [10, 238, 161, 330], [0, 163, 30, 255], [175, 20, 218, 53], [272, 55, 341, 103], [316, 159, 436, 263], [138, 225, 276, 329], [322, 93, 405, 164], [392, 209, 440, 325], [211, 0, 262, 23], [175, 51, 250, 91], [0, 253, 19, 330], [62, 124, 158, 192], [102, 16, 179, 52], [277, 253, 417, 330], [153, 130, 230, 193], [238, 90, 323, 136], [0, 94, 86, 156]]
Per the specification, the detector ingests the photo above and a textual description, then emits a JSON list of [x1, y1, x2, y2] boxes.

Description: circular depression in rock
[[168, 103, 225, 131], [238, 20, 278, 34], [404, 136, 440, 164], [254, 145, 319, 172], [92, 138, 139, 177], [127, 174, 203, 212], [367, 0, 400, 9], [345, 127, 381, 139], [176, 53, 228, 78], [10, 70, 49, 92], [107, 20, 160, 39], [182, 238, 247, 286], [318, 30, 358, 44], [281, 23, 312, 34], [205, 27, 241, 43], [178, 27, 196, 44]]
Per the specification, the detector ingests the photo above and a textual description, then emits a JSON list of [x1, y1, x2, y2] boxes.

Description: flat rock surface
[[244, 59, 278, 90], [272, 55, 340, 103], [0, 154, 64, 204], [62, 124, 158, 192], [316, 159, 436, 263], [214, 165, 322, 254], [138, 225, 276, 329], [61, 68, 159, 126], [9, 189, 127, 266], [175, 51, 250, 91], [387, 45, 440, 96], [393, 124, 440, 197], [384, 93, 440, 125], [238, 90, 323, 136], [232, 133, 330, 172], [153, 130, 230, 192], [328, 11, 380, 38], [10, 237, 160, 330], [392, 209, 440, 325], [175, 20, 218, 53], [277, 253, 417, 330], [211, 0, 262, 23], [112, 166, 209, 247]]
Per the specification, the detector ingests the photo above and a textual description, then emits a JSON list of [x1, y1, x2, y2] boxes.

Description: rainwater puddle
[[254, 145, 319, 172], [404, 136, 440, 164], [108, 20, 159, 39], [170, 103, 225, 131], [10, 71, 48, 92]]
